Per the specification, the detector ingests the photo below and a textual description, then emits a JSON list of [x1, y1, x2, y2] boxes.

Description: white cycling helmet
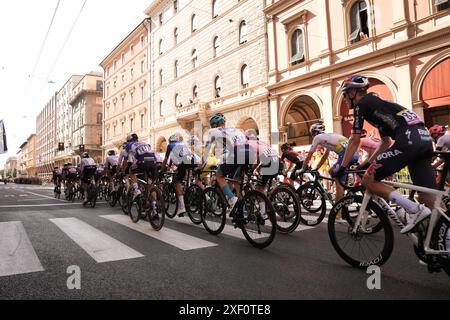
[[310, 122, 326, 137]]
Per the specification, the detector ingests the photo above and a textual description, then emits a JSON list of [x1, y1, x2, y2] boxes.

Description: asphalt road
[[0, 183, 448, 300]]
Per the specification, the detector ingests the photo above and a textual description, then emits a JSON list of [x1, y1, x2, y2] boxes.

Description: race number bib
[[397, 110, 422, 126], [136, 144, 152, 155]]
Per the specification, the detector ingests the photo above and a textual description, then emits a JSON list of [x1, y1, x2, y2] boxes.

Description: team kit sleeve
[[352, 105, 365, 134]]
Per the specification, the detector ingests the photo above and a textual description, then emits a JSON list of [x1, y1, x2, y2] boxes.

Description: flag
[[0, 120, 7, 154]]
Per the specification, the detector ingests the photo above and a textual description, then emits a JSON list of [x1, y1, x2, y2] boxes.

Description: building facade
[[265, 0, 450, 148], [101, 19, 151, 155], [144, 0, 270, 152], [69, 72, 104, 164], [54, 75, 84, 167], [4, 156, 18, 178], [36, 94, 57, 179]]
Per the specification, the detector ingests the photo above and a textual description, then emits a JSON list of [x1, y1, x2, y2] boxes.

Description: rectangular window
[[130, 118, 134, 131], [141, 114, 144, 129], [436, 0, 450, 11], [141, 87, 145, 101], [141, 61, 145, 73], [159, 13, 163, 25]]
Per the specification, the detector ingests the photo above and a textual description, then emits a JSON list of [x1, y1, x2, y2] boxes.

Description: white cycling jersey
[[204, 127, 246, 163], [80, 157, 96, 173], [105, 155, 119, 168], [436, 133, 450, 150], [310, 133, 349, 154]]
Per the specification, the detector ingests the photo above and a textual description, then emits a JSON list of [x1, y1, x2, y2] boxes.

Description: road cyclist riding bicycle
[[280, 143, 305, 187], [336, 75, 436, 234], [80, 152, 97, 206], [52, 166, 62, 198]]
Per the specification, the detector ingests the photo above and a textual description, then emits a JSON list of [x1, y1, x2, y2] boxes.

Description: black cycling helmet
[[108, 150, 116, 156], [126, 133, 138, 142], [82, 152, 89, 158], [210, 113, 226, 127], [281, 143, 292, 152], [340, 75, 370, 94]]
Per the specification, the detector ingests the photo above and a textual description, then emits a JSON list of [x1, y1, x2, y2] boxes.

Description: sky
[[0, 0, 152, 168]]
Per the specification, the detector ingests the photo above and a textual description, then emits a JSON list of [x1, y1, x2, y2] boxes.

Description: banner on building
[[0, 120, 7, 154]]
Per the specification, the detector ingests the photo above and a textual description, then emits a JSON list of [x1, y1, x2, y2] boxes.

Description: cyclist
[[51, 166, 62, 194], [162, 133, 196, 217], [188, 135, 212, 189], [105, 150, 119, 191], [337, 75, 435, 234], [203, 113, 246, 209], [80, 152, 97, 205], [280, 143, 305, 186], [299, 122, 359, 203], [125, 133, 159, 203], [64, 162, 79, 199], [430, 125, 449, 186]]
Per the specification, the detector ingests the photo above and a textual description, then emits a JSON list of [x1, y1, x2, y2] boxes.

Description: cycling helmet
[[126, 133, 138, 142], [340, 75, 370, 94], [281, 143, 292, 152], [169, 132, 182, 142], [210, 113, 226, 127], [244, 129, 258, 141], [429, 125, 446, 136], [82, 152, 89, 158], [310, 122, 326, 137], [108, 150, 116, 156]]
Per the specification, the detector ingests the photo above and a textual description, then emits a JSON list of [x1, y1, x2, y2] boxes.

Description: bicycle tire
[[297, 182, 326, 226], [147, 186, 166, 231], [186, 185, 203, 224], [328, 195, 394, 269], [239, 190, 277, 249], [164, 182, 178, 219], [129, 195, 142, 223], [430, 214, 450, 276], [201, 186, 227, 235], [90, 187, 97, 208], [269, 185, 301, 234]]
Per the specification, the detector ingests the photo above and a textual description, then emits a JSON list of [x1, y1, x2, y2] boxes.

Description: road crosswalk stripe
[[0, 221, 44, 277], [101, 215, 218, 251], [50, 217, 144, 263]]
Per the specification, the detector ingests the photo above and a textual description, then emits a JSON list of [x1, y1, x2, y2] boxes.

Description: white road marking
[[50, 217, 144, 263], [0, 221, 44, 277], [0, 203, 77, 208], [101, 215, 218, 251]]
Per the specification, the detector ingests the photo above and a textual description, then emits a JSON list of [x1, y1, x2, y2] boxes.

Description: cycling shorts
[[175, 163, 197, 182], [333, 150, 359, 185], [131, 160, 158, 182], [371, 124, 436, 189]]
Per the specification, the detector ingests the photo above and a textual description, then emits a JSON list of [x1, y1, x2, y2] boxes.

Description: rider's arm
[[341, 134, 361, 168], [302, 145, 317, 170]]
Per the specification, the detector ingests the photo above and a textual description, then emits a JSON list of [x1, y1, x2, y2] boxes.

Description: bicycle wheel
[[269, 185, 301, 234], [121, 189, 130, 215], [297, 182, 326, 226], [129, 195, 142, 223], [328, 195, 394, 269], [185, 185, 203, 224], [164, 182, 178, 218], [147, 186, 166, 231], [90, 186, 97, 208], [430, 215, 450, 276], [239, 190, 277, 249], [201, 187, 226, 235]]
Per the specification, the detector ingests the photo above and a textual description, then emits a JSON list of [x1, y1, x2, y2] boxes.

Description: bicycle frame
[[354, 180, 450, 256]]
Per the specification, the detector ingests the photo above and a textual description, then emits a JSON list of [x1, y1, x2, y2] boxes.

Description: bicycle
[[327, 151, 450, 276], [296, 169, 364, 226], [54, 179, 61, 199], [200, 165, 277, 249], [83, 167, 98, 208], [129, 170, 165, 231]]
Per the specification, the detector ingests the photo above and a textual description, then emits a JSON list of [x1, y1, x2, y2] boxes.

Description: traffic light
[[79, 144, 85, 153], [58, 142, 64, 151]]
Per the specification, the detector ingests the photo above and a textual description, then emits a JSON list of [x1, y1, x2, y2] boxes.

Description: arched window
[[175, 93, 181, 107], [290, 29, 305, 65], [239, 20, 248, 44], [191, 14, 198, 32], [159, 69, 163, 86], [159, 39, 163, 55], [214, 76, 222, 98], [192, 49, 198, 69], [159, 100, 164, 116], [174, 60, 179, 78], [193, 85, 199, 100], [241, 64, 249, 88], [348, 0, 370, 44], [213, 36, 220, 57], [174, 27, 178, 45], [212, 0, 219, 18]]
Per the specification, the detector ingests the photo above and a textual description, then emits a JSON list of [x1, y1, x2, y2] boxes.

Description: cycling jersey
[[360, 137, 381, 153], [353, 93, 423, 138], [281, 149, 304, 166], [105, 155, 119, 169], [126, 141, 157, 163], [80, 158, 96, 173], [436, 134, 450, 150], [310, 133, 349, 155], [204, 127, 246, 164], [165, 141, 196, 165]]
